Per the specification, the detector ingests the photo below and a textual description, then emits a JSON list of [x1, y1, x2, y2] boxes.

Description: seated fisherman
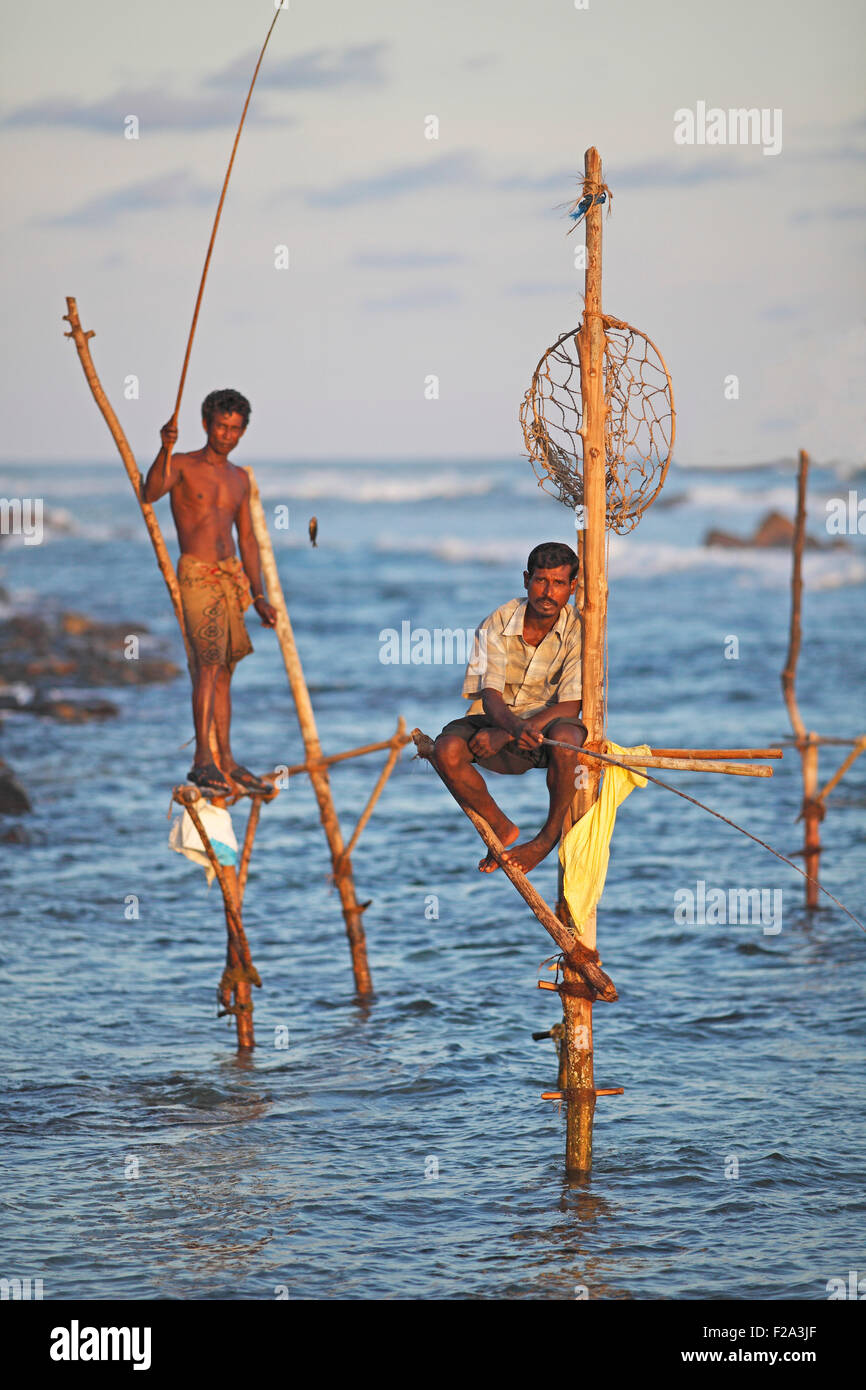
[[143, 388, 277, 797], [434, 541, 587, 874]]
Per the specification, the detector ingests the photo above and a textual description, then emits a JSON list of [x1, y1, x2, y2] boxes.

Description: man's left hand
[[254, 596, 278, 628], [513, 715, 545, 752]]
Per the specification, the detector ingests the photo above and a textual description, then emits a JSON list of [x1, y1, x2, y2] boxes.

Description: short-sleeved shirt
[[462, 597, 582, 718]]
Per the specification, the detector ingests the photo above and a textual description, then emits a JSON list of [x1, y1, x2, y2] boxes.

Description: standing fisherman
[[144, 388, 277, 797]]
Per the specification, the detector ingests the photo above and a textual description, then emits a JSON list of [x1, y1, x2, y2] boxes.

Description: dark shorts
[[438, 713, 587, 776]]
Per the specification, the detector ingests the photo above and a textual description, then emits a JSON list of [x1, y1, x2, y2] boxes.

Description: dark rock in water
[[0, 757, 30, 814], [31, 697, 119, 722], [0, 609, 181, 694], [704, 509, 848, 551]]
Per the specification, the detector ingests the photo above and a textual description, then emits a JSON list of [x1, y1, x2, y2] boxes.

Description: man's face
[[203, 410, 246, 456], [524, 563, 576, 616]]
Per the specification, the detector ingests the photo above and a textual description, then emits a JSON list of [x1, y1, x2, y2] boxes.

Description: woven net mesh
[[519, 313, 675, 534]]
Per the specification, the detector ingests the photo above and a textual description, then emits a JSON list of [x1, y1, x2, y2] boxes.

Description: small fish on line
[[309, 516, 318, 547]]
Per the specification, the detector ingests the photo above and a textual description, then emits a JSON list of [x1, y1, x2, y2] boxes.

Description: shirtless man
[[433, 541, 587, 874], [143, 388, 277, 797]]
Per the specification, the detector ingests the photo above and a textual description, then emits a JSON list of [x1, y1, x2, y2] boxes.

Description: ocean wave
[[0, 507, 138, 546], [257, 468, 497, 504], [373, 533, 866, 587]]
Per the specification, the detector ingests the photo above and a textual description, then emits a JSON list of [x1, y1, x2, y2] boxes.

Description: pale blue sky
[[2, 0, 864, 463]]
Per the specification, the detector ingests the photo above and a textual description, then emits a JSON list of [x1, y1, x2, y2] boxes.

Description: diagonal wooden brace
[[412, 729, 617, 1001]]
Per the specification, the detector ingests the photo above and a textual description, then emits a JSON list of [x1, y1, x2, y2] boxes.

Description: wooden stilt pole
[[559, 147, 610, 1175], [63, 298, 192, 667], [244, 468, 374, 996], [66, 296, 266, 1047], [781, 449, 822, 907], [238, 797, 263, 905], [802, 742, 821, 909], [175, 788, 260, 1049]]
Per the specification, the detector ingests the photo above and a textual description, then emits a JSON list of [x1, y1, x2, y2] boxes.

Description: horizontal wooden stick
[[541, 1088, 623, 1100], [771, 736, 863, 747], [565, 746, 773, 777], [613, 757, 772, 777], [650, 748, 782, 760], [279, 731, 412, 778]]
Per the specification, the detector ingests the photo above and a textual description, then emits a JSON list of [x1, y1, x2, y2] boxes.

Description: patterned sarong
[[177, 554, 253, 674]]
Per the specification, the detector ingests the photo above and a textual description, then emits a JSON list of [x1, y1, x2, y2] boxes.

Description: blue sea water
[[0, 455, 864, 1300]]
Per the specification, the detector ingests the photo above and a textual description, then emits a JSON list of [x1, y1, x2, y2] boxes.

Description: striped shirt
[[462, 597, 582, 717]]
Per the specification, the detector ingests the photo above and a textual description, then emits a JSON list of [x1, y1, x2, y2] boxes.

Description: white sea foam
[[258, 468, 496, 503], [373, 533, 866, 588]]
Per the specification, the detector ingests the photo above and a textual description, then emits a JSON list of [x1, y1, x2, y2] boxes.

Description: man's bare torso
[[169, 450, 248, 562]]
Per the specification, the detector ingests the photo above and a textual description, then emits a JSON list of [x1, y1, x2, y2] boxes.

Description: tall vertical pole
[[558, 148, 609, 1174], [781, 449, 821, 907], [245, 469, 374, 996]]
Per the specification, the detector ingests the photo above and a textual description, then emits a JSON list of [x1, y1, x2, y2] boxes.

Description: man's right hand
[[160, 420, 178, 451], [469, 726, 513, 760]]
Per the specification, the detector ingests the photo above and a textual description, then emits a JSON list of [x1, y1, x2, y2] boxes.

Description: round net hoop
[[519, 313, 676, 534]]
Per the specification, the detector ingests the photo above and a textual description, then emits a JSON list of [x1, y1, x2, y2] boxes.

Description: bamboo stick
[[221, 864, 254, 1049], [245, 467, 374, 996], [781, 450, 822, 906], [63, 298, 192, 667], [335, 718, 406, 875], [802, 742, 821, 908], [559, 146, 609, 1174], [277, 730, 412, 779], [66, 296, 265, 1047], [238, 797, 262, 904], [163, 8, 283, 475], [649, 748, 782, 759], [781, 450, 809, 745], [817, 736, 866, 804], [772, 736, 861, 748], [574, 754, 773, 777], [174, 787, 260, 1048], [412, 731, 616, 999]]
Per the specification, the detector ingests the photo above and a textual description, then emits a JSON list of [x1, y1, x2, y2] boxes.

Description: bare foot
[[500, 835, 556, 875], [479, 822, 520, 873]]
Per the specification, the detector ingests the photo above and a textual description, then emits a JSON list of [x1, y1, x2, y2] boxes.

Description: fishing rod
[[163, 5, 284, 467], [541, 736, 866, 933]]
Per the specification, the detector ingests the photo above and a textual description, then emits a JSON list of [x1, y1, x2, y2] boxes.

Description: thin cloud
[[306, 151, 479, 208], [45, 170, 215, 227], [613, 156, 764, 189], [791, 203, 866, 224], [208, 42, 388, 92], [362, 287, 461, 311], [2, 87, 288, 133], [497, 156, 762, 199]]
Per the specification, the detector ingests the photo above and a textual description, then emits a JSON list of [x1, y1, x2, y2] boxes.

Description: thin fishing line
[[543, 737, 866, 933], [169, 6, 284, 440]]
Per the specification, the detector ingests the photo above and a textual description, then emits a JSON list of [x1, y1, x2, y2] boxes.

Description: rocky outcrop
[[0, 757, 30, 814], [705, 509, 849, 551]]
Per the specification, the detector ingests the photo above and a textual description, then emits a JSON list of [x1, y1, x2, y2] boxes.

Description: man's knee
[[547, 719, 587, 755], [434, 732, 472, 772], [193, 661, 220, 690]]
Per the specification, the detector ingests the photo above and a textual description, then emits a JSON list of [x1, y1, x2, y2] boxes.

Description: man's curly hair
[[526, 541, 579, 580], [201, 388, 251, 428]]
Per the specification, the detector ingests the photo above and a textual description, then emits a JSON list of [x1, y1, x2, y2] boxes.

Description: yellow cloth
[[559, 740, 651, 933]]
